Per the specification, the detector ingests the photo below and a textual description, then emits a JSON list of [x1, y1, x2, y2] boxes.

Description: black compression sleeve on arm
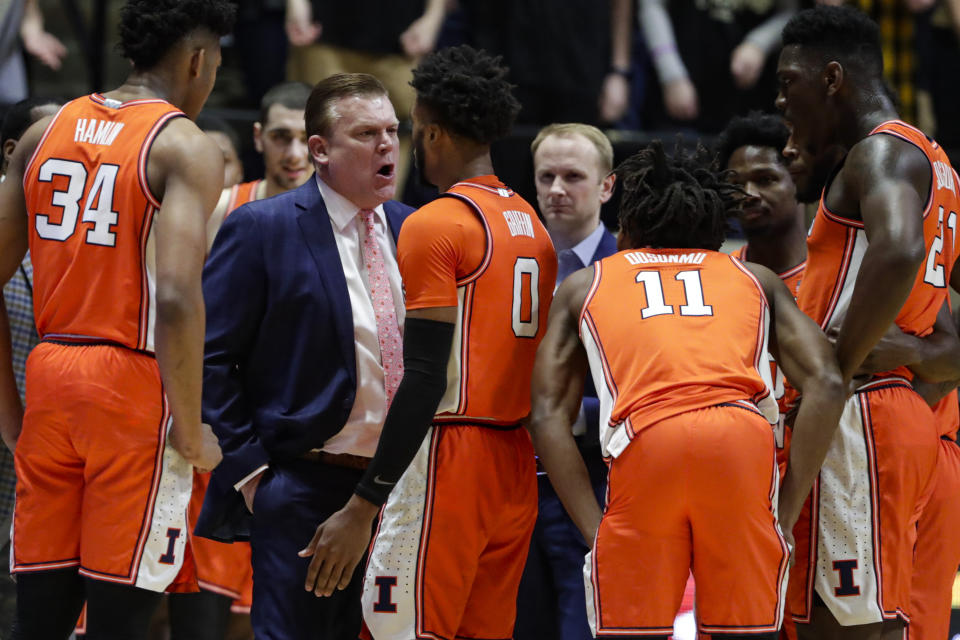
[[355, 316, 455, 506]]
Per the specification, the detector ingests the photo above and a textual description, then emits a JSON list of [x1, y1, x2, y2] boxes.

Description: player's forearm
[[0, 299, 22, 451], [354, 318, 454, 507], [912, 378, 959, 406], [779, 372, 845, 528], [835, 245, 924, 380], [529, 414, 603, 545], [907, 330, 960, 382], [155, 281, 206, 455]]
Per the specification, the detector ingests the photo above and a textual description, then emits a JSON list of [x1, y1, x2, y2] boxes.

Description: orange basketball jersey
[[734, 245, 806, 455], [224, 179, 262, 218], [798, 120, 960, 379], [580, 249, 779, 458], [23, 93, 185, 352], [734, 245, 805, 300], [397, 175, 557, 426]]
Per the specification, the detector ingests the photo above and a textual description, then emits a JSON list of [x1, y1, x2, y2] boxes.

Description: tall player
[[0, 1, 234, 637], [776, 6, 960, 639], [529, 141, 846, 639], [299, 45, 557, 640], [205, 81, 312, 249]]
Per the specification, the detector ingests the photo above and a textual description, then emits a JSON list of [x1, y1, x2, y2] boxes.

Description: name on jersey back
[[623, 251, 707, 266], [502, 210, 535, 238], [74, 118, 125, 146]]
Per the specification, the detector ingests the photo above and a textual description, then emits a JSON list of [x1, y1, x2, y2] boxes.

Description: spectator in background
[[232, 0, 288, 108], [0, 95, 59, 637], [515, 122, 617, 640], [284, 0, 447, 189], [199, 113, 244, 190], [639, 0, 796, 134], [0, 0, 66, 104], [459, 0, 633, 127], [916, 0, 960, 147]]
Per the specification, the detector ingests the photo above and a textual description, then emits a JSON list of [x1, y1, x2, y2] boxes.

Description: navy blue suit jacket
[[196, 180, 412, 542]]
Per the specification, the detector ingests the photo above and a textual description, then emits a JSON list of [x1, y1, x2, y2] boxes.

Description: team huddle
[[0, 1, 956, 640]]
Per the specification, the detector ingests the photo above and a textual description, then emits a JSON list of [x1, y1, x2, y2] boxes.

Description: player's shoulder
[[404, 194, 484, 234], [148, 116, 221, 182], [848, 126, 930, 182]]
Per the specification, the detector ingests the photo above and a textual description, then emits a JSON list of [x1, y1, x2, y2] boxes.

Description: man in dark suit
[[196, 73, 413, 640], [516, 123, 618, 640]]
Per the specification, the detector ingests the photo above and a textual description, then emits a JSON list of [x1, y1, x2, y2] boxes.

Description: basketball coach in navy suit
[[196, 73, 413, 640], [516, 123, 619, 640]]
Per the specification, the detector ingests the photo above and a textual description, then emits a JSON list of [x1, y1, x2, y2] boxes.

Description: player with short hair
[[528, 140, 846, 640], [299, 45, 557, 640], [717, 113, 807, 477], [205, 81, 312, 248], [0, 0, 235, 637], [776, 6, 960, 639]]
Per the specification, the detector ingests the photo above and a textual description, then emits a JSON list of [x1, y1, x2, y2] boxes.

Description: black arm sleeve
[[354, 317, 455, 506]]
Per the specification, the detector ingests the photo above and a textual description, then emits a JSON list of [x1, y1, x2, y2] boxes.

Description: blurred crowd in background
[[2, 0, 959, 219]]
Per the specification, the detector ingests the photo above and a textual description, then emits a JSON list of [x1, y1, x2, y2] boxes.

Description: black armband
[[355, 317, 455, 506]]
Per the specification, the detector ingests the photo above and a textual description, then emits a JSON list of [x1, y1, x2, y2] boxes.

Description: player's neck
[[437, 149, 494, 193], [108, 71, 179, 106], [743, 217, 807, 274], [842, 90, 901, 147]]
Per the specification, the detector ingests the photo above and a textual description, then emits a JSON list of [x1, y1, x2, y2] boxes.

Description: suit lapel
[[294, 182, 357, 386], [384, 200, 408, 243], [591, 228, 618, 263]]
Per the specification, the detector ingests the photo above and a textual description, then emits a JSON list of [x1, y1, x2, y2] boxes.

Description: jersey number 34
[[34, 158, 120, 247]]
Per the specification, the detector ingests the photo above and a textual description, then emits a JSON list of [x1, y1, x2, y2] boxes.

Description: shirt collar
[[316, 175, 387, 232], [569, 223, 606, 266]]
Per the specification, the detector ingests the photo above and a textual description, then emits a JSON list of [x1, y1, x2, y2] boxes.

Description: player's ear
[[253, 122, 264, 153], [2, 139, 17, 169], [599, 172, 616, 204], [824, 61, 843, 97], [188, 46, 205, 80], [308, 134, 328, 169]]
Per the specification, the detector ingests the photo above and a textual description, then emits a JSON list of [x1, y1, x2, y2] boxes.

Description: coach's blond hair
[[531, 123, 614, 175]]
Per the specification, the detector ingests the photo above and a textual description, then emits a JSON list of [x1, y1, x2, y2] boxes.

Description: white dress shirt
[[234, 177, 404, 490], [317, 176, 404, 457]]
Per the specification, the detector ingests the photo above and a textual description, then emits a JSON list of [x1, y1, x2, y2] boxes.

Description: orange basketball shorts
[[585, 404, 789, 636], [787, 380, 938, 627], [907, 436, 960, 640], [12, 342, 193, 591], [188, 470, 253, 604], [362, 424, 537, 640]]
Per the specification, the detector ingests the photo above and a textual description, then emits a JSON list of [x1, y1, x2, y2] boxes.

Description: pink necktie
[[359, 209, 404, 407]]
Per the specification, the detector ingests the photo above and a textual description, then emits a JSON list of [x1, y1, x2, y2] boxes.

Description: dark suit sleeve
[[202, 207, 270, 490], [582, 396, 600, 433]]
